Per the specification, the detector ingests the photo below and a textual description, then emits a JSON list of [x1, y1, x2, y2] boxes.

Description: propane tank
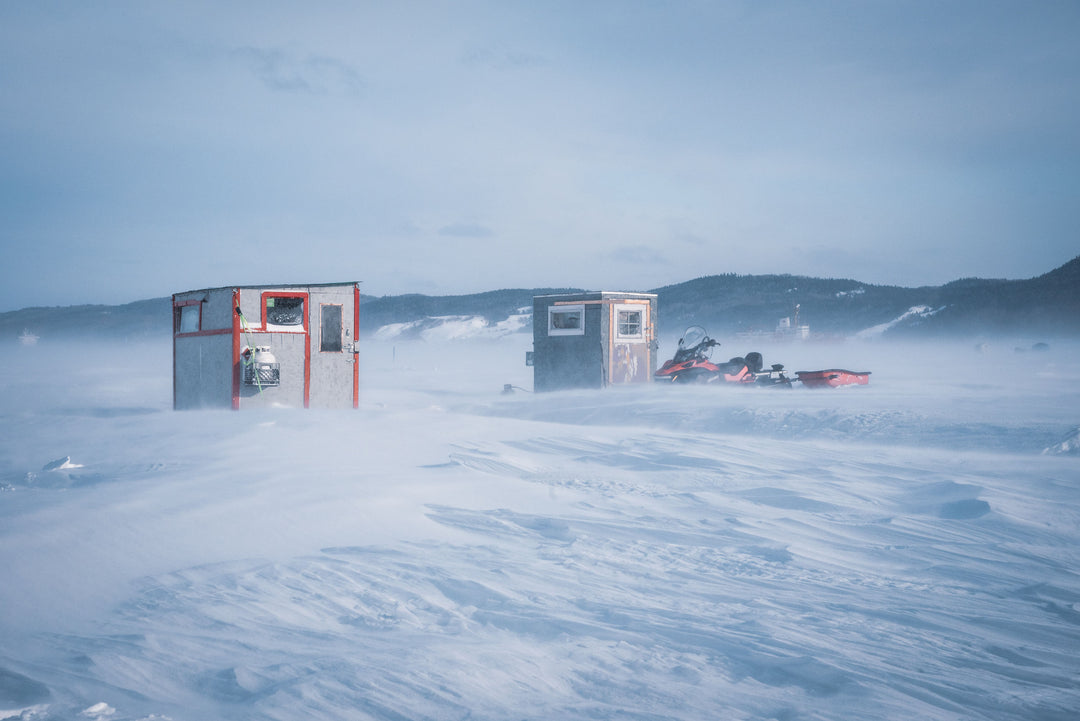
[[253, 346, 276, 366], [243, 345, 281, 387]]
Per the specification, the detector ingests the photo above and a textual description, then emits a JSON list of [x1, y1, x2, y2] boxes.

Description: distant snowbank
[[372, 304, 1022, 344], [1043, 426, 1080, 455], [855, 305, 943, 339], [373, 313, 531, 341]]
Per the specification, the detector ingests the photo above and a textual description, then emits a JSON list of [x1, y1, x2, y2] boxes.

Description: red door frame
[[231, 290, 242, 410], [231, 289, 312, 409], [353, 284, 361, 408]]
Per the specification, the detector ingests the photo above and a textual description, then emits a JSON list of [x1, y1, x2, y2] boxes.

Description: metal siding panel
[[205, 288, 236, 330], [237, 331, 306, 409], [174, 335, 233, 409]]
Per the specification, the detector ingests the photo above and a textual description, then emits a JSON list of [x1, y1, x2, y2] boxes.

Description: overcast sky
[[1, 1, 1078, 311]]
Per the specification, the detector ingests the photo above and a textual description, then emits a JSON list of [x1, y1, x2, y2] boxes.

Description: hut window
[[320, 304, 343, 352], [175, 304, 200, 334], [265, 296, 305, 330], [549, 305, 584, 336], [616, 308, 643, 340]]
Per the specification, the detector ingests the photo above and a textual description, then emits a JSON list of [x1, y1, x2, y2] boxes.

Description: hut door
[[609, 301, 652, 385], [307, 289, 359, 409]]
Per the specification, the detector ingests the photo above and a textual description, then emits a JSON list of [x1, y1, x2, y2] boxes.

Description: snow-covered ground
[[1, 333, 1078, 720]]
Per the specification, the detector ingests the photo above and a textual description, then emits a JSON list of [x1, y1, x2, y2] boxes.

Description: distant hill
[[0, 298, 172, 343], [896, 255, 1080, 337], [2, 257, 1077, 343], [357, 288, 580, 333], [653, 255, 1080, 338]]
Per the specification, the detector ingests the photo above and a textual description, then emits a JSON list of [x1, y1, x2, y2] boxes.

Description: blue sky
[[1, 1, 1078, 311]]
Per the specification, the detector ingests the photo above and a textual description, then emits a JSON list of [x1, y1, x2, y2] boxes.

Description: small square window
[[175, 304, 200, 334], [617, 309, 642, 339], [266, 296, 304, 329], [549, 305, 585, 335]]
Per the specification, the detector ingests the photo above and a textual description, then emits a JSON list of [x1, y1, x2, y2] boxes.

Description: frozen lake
[[1, 334, 1078, 720]]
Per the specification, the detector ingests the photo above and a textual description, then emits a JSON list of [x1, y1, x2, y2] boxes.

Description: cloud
[[438, 223, 495, 239], [609, 245, 671, 266], [232, 47, 365, 96], [461, 47, 547, 71], [1, 1, 1077, 310]]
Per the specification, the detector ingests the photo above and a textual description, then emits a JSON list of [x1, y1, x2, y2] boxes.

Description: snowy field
[[1, 333, 1079, 720]]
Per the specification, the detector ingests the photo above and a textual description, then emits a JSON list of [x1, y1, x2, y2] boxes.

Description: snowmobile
[[654, 326, 791, 386]]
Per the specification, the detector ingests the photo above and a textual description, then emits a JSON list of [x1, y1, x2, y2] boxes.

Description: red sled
[[795, 369, 871, 388]]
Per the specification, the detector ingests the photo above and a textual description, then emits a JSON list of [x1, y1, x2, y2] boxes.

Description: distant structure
[[776, 304, 811, 340], [172, 283, 361, 410], [18, 329, 39, 346], [530, 291, 658, 392], [736, 304, 811, 342]]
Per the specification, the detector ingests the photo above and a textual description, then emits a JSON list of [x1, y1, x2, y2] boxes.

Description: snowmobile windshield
[[679, 326, 709, 352]]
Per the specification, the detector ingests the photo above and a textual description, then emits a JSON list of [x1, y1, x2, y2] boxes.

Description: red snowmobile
[[654, 326, 791, 386]]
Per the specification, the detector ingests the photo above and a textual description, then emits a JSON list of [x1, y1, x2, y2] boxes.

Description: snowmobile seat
[[745, 352, 764, 373]]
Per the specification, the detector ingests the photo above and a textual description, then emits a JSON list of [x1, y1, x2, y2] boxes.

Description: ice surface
[[0, 336, 1078, 720]]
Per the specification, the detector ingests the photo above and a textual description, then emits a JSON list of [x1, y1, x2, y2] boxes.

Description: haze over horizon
[[2, 2, 1078, 312]]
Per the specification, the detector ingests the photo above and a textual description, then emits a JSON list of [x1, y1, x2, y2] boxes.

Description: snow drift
[[0, 336, 1078, 721]]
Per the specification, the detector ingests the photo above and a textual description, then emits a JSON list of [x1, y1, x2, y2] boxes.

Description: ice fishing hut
[[531, 292, 658, 392], [172, 283, 361, 410]]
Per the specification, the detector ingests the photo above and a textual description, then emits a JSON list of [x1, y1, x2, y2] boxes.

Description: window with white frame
[[548, 305, 585, 335], [616, 307, 644, 340]]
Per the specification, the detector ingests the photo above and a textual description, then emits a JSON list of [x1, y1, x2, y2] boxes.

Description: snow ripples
[[1, 339, 1079, 720]]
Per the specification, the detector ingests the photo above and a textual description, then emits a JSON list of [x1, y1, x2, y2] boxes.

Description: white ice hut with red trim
[[172, 283, 361, 410]]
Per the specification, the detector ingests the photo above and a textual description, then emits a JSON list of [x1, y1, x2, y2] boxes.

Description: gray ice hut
[[172, 283, 361, 410], [531, 292, 658, 392]]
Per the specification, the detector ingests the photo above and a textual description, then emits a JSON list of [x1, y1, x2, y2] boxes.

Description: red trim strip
[[353, 284, 360, 409], [232, 289, 242, 410], [172, 295, 178, 410], [175, 328, 231, 338], [256, 290, 311, 407], [304, 322, 311, 408]]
